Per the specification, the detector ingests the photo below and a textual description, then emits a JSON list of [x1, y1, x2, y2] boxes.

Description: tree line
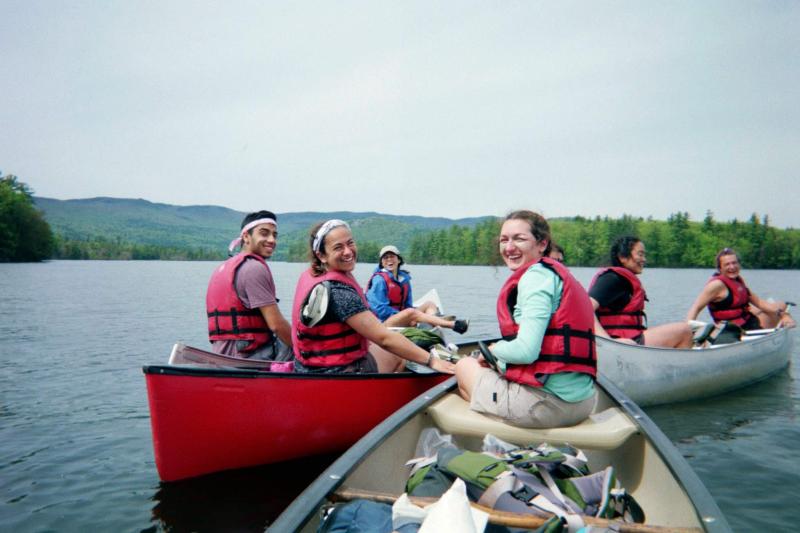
[[0, 174, 55, 261], [53, 235, 225, 261], [4, 174, 800, 268], [408, 213, 800, 269]]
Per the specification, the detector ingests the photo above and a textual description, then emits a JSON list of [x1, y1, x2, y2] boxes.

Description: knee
[[455, 357, 477, 399], [401, 308, 420, 320], [407, 308, 424, 320], [455, 357, 477, 380]]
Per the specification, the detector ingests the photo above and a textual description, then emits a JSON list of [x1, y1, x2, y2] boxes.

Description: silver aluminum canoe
[[597, 328, 792, 407]]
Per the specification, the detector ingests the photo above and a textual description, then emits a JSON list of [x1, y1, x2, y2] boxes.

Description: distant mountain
[[33, 196, 495, 260]]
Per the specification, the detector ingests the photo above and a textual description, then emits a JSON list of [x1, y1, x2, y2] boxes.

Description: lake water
[[0, 260, 798, 532]]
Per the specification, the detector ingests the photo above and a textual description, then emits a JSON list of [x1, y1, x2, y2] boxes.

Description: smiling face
[[499, 219, 548, 271], [619, 240, 646, 275], [242, 222, 277, 259], [380, 252, 399, 273], [317, 226, 358, 272], [718, 253, 741, 278]]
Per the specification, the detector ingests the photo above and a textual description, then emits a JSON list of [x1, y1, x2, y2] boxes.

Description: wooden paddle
[[332, 487, 703, 533]]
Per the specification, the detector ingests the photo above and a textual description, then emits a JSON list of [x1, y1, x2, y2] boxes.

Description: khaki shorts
[[469, 368, 597, 428]]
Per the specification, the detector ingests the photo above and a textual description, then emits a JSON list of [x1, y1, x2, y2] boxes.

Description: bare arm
[[589, 297, 611, 339], [259, 304, 292, 347], [345, 310, 455, 373], [747, 291, 785, 315], [686, 280, 726, 321]]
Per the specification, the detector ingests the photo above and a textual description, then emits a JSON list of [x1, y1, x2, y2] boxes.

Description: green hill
[[33, 196, 494, 261]]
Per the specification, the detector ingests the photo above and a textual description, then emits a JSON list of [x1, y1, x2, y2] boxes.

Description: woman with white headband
[[290, 220, 456, 374]]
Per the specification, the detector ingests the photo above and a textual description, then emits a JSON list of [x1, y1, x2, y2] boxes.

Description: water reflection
[[645, 367, 795, 443], [150, 453, 336, 532]]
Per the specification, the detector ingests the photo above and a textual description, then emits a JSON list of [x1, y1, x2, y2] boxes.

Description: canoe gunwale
[[595, 375, 731, 532], [143, 365, 450, 481], [268, 376, 456, 531], [269, 374, 732, 532], [597, 328, 792, 406], [142, 364, 439, 381]]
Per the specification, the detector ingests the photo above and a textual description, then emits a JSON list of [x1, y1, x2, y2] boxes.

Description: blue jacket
[[365, 267, 414, 321]]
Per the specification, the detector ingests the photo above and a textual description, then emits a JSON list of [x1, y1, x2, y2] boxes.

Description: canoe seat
[[426, 394, 638, 451]]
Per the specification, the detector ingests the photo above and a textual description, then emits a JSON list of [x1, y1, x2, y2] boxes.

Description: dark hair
[[308, 222, 326, 276], [504, 210, 551, 252], [715, 247, 740, 271], [241, 210, 278, 235], [610, 236, 641, 267], [549, 242, 565, 262]]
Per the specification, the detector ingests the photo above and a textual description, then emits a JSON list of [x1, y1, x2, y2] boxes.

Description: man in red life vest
[[206, 210, 293, 359], [686, 247, 795, 330]]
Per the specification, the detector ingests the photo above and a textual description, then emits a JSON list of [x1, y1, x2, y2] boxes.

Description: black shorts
[[741, 315, 762, 331]]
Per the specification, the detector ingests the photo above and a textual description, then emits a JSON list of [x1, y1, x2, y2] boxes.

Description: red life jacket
[[291, 268, 369, 367], [366, 270, 410, 311], [707, 274, 752, 326], [589, 267, 647, 340], [206, 253, 273, 352], [496, 257, 597, 388]]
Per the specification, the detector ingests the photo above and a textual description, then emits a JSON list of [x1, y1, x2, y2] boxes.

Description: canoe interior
[[272, 343, 731, 532]]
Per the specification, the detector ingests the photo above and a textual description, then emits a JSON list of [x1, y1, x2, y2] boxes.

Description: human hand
[[618, 338, 638, 345], [429, 356, 455, 374]]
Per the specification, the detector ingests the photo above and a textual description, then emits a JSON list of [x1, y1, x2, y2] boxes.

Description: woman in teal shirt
[[455, 210, 597, 428]]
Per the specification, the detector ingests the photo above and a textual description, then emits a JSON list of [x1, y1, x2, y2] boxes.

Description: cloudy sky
[[2, 1, 798, 226]]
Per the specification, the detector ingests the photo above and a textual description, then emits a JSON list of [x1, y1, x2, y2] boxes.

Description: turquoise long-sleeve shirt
[[492, 263, 595, 402]]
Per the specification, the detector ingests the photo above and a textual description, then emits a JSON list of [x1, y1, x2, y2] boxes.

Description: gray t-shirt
[[212, 257, 280, 357]]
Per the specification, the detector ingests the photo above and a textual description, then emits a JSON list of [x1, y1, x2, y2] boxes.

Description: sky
[[1, 1, 798, 227]]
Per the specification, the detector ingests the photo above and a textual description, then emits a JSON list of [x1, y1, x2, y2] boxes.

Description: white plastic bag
[[391, 478, 488, 533]]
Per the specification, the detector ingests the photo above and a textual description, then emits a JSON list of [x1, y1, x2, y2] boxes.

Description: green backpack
[[406, 443, 644, 524]]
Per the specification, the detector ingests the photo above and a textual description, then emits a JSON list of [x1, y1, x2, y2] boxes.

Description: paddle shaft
[[332, 488, 702, 533]]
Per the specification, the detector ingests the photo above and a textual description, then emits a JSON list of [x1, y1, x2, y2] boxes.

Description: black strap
[[297, 328, 357, 341], [537, 353, 597, 367], [208, 307, 267, 335], [601, 324, 646, 331], [207, 308, 262, 317], [299, 342, 364, 358], [595, 310, 645, 317]]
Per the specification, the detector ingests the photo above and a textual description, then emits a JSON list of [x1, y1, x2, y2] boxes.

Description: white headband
[[228, 217, 277, 252], [312, 219, 350, 253]]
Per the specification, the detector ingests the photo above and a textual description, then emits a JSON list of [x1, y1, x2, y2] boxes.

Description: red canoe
[[143, 348, 449, 482]]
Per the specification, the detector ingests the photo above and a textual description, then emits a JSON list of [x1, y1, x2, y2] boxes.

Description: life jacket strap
[[298, 342, 364, 358], [477, 472, 520, 509], [297, 328, 356, 341], [524, 496, 585, 533], [207, 307, 268, 336], [595, 310, 645, 317]]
